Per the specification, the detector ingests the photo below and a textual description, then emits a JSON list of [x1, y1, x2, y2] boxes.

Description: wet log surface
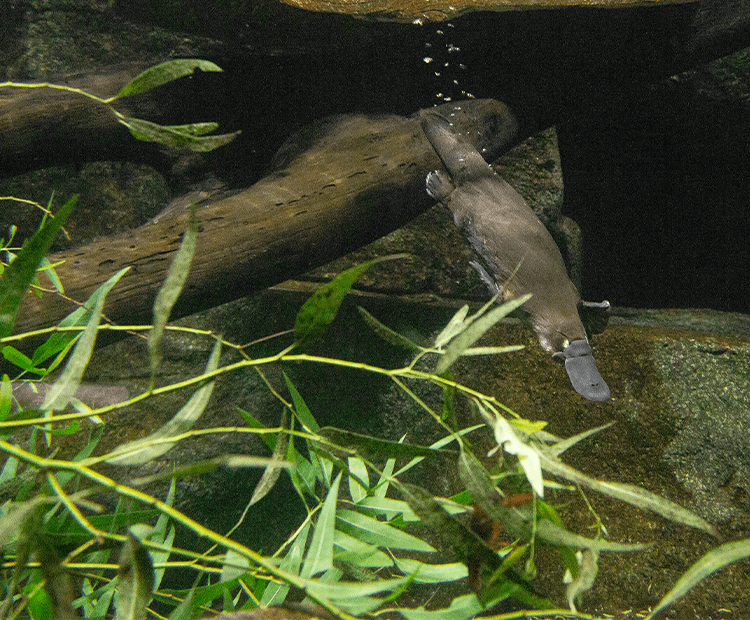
[[13, 100, 518, 335]]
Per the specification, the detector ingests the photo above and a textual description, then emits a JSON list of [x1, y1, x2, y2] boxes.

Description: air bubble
[[436, 29, 444, 35], [423, 57, 433, 63], [447, 44, 460, 53], [413, 17, 424, 25]]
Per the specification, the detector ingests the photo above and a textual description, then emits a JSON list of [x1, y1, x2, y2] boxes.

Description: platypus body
[[422, 111, 610, 402]]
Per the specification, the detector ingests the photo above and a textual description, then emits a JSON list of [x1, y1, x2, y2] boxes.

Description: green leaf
[[114, 59, 224, 99], [478, 404, 544, 497], [548, 422, 615, 457], [399, 592, 485, 620], [131, 454, 284, 486], [220, 549, 250, 584], [357, 306, 423, 351], [434, 304, 471, 348], [120, 116, 240, 152], [41, 267, 129, 411], [347, 456, 369, 503], [0, 195, 77, 338], [115, 533, 155, 620], [259, 522, 310, 606], [646, 538, 750, 620], [302, 573, 411, 599], [249, 415, 290, 506], [0, 497, 46, 547], [335, 509, 435, 552], [457, 444, 530, 541], [301, 472, 342, 578], [2, 346, 45, 374], [537, 447, 715, 534], [0, 375, 11, 421], [294, 254, 407, 345], [394, 558, 468, 583], [283, 373, 319, 433], [318, 427, 454, 461], [333, 529, 392, 568], [535, 519, 652, 552], [356, 496, 421, 522], [435, 293, 531, 375], [107, 337, 221, 465], [149, 205, 199, 377]]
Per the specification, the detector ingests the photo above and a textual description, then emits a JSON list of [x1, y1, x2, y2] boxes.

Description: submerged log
[[13, 99, 519, 335], [2, 1, 748, 181]]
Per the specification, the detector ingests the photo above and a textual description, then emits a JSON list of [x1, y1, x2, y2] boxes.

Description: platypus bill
[[421, 110, 610, 402]]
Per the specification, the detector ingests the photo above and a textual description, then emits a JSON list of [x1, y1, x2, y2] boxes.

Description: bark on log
[[12, 100, 519, 335]]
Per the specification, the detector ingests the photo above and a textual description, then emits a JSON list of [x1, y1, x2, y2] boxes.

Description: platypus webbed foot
[[552, 339, 610, 402]]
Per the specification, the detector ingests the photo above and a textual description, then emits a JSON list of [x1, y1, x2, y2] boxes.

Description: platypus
[[422, 111, 610, 402]]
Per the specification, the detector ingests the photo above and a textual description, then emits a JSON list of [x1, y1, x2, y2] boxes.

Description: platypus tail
[[421, 111, 496, 186]]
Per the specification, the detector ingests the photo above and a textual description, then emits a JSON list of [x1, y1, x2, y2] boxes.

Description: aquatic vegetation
[[0, 210, 740, 619]]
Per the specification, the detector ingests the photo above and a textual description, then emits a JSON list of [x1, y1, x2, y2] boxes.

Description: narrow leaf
[[435, 293, 531, 375], [302, 573, 411, 599], [259, 522, 310, 606], [394, 558, 468, 583], [536, 519, 651, 552], [0, 195, 76, 337], [149, 206, 199, 376], [2, 346, 44, 374], [294, 254, 407, 345], [399, 593, 485, 620], [301, 472, 342, 578], [41, 267, 129, 410], [131, 454, 285, 485], [460, 345, 525, 356], [31, 268, 125, 368], [114, 59, 223, 99], [115, 533, 154, 620], [220, 549, 250, 584], [479, 404, 545, 497], [457, 444, 531, 540], [249, 416, 290, 506], [357, 306, 423, 351], [283, 373, 319, 433], [347, 456, 369, 503], [537, 448, 715, 534], [333, 529, 392, 568], [318, 427, 454, 460], [121, 116, 240, 152], [646, 538, 750, 620], [434, 304, 470, 348], [548, 422, 615, 457], [336, 509, 435, 552], [0, 498, 46, 547], [0, 375, 11, 421], [107, 337, 221, 464]]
